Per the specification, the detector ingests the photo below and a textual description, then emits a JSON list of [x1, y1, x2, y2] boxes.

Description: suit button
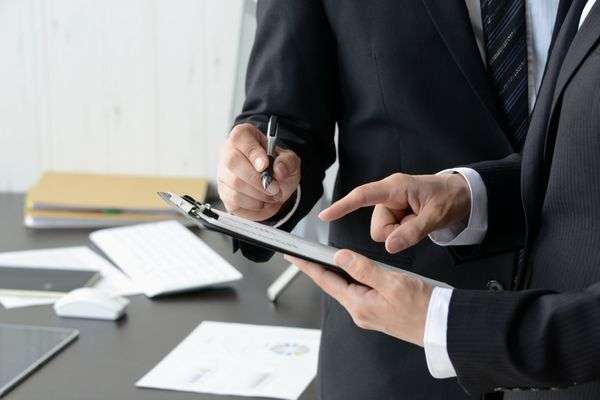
[[487, 280, 504, 291]]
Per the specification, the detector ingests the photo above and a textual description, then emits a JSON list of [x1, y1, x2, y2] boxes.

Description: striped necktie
[[480, 0, 529, 150]]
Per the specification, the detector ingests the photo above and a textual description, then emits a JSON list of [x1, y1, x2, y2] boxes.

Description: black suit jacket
[[235, 1, 531, 399], [448, 2, 600, 399]]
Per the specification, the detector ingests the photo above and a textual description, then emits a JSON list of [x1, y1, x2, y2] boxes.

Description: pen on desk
[[261, 115, 279, 191]]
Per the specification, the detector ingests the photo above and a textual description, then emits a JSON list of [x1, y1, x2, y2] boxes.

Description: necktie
[[480, 0, 529, 150]]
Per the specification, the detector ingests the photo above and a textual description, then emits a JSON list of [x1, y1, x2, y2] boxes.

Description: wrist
[[445, 173, 471, 226], [415, 283, 434, 347]]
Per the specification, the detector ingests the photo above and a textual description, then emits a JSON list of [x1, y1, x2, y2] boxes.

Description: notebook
[[89, 221, 242, 298], [24, 172, 208, 228]]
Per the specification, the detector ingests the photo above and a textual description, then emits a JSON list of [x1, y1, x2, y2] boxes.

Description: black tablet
[[0, 324, 79, 397], [0, 266, 100, 296]]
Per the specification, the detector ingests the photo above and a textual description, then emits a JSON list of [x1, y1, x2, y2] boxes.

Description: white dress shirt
[[424, 0, 598, 379]]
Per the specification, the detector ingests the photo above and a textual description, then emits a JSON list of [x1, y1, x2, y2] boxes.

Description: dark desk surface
[[0, 193, 321, 400]]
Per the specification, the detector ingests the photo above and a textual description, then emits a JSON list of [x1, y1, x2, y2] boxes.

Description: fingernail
[[266, 181, 280, 195], [334, 250, 354, 269], [254, 158, 266, 170]]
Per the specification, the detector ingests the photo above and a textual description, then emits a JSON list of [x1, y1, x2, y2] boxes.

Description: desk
[[0, 193, 321, 400]]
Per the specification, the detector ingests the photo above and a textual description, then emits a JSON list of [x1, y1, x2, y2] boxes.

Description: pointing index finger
[[319, 181, 390, 221]]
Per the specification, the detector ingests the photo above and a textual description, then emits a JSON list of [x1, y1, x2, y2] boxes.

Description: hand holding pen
[[217, 115, 301, 221]]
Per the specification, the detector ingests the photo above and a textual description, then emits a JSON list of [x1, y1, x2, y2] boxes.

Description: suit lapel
[[550, 2, 600, 119], [521, 0, 590, 243], [420, 0, 504, 135]]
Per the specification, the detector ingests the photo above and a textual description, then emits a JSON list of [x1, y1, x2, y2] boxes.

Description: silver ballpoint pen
[[261, 115, 279, 191]]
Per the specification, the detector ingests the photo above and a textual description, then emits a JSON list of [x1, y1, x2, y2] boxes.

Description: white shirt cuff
[[272, 185, 301, 228], [429, 168, 488, 246], [424, 287, 457, 379]]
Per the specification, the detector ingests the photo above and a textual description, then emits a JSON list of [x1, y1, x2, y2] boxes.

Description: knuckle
[[388, 172, 406, 185], [353, 318, 368, 329], [350, 264, 369, 282], [229, 125, 245, 141], [223, 151, 238, 171], [351, 305, 367, 322], [247, 146, 262, 161], [352, 186, 368, 204]]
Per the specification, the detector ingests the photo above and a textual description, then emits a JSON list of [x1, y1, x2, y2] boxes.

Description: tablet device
[[0, 324, 79, 397], [0, 266, 101, 297], [157, 192, 450, 288]]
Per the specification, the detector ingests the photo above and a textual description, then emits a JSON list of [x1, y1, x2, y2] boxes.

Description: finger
[[222, 148, 281, 197], [319, 180, 393, 221], [273, 150, 300, 183], [219, 169, 280, 203], [334, 250, 389, 291], [218, 183, 265, 211], [370, 205, 401, 242], [286, 255, 352, 306], [385, 205, 441, 253], [230, 126, 268, 172]]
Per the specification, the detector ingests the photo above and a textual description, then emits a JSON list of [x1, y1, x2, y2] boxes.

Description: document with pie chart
[[136, 321, 321, 400]]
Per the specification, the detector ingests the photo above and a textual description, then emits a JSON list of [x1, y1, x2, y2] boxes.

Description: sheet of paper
[[0, 246, 140, 309], [137, 321, 321, 400]]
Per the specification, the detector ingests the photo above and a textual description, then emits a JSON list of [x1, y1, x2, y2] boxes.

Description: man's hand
[[286, 250, 433, 347], [319, 173, 471, 253], [218, 123, 301, 221]]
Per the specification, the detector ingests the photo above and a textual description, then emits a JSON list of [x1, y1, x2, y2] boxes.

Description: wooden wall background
[[0, 0, 250, 191]]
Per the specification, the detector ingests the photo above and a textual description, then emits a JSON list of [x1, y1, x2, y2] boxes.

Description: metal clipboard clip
[[157, 192, 218, 220]]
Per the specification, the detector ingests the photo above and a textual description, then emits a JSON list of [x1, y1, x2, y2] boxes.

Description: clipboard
[[157, 192, 451, 288]]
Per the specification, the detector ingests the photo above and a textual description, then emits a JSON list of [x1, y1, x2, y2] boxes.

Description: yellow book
[[26, 171, 208, 214], [23, 209, 191, 229]]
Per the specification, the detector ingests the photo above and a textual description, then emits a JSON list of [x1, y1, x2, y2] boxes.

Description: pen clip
[[266, 115, 279, 155]]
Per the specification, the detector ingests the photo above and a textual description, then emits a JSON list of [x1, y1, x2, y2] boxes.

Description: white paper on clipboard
[[158, 192, 451, 289]]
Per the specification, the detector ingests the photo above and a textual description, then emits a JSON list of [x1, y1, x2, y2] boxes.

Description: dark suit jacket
[[235, 1, 534, 399], [448, 2, 600, 399]]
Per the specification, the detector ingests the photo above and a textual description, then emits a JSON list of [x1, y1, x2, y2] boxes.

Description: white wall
[[0, 0, 246, 192]]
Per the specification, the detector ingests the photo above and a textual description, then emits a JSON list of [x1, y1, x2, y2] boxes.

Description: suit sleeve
[[451, 153, 526, 262], [233, 0, 338, 262], [447, 283, 600, 393]]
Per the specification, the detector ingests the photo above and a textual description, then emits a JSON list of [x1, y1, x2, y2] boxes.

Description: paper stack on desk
[[0, 247, 140, 309], [24, 172, 208, 228], [137, 321, 321, 400]]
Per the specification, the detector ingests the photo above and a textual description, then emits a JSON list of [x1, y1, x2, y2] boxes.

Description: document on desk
[[0, 246, 140, 309], [137, 321, 321, 400]]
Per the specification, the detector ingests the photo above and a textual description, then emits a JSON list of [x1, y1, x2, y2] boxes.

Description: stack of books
[[24, 172, 208, 228]]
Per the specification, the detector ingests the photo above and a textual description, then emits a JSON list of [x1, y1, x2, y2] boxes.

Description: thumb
[[384, 206, 441, 253], [273, 150, 300, 182], [334, 249, 388, 290], [231, 125, 269, 172]]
